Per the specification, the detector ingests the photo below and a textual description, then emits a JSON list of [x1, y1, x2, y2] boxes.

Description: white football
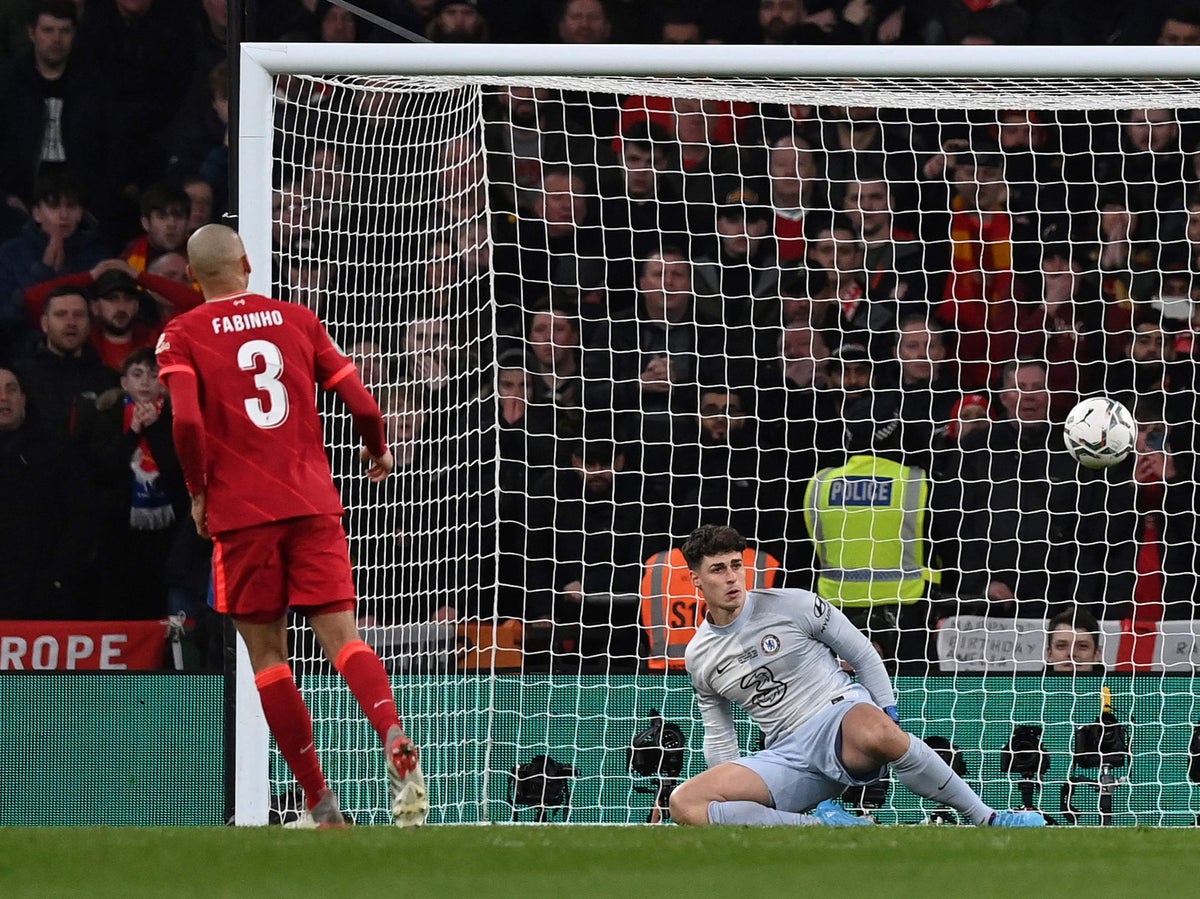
[[1063, 396, 1135, 469]]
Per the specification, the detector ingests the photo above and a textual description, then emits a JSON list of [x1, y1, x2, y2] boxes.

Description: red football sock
[[334, 639, 402, 742], [255, 664, 328, 809]]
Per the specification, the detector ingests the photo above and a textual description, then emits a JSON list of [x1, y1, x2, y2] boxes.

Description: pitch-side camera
[[628, 710, 685, 779], [1061, 712, 1130, 826], [511, 754, 576, 822], [629, 711, 686, 822], [1001, 724, 1050, 810]]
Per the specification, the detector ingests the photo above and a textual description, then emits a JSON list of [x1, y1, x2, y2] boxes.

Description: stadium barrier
[[0, 674, 225, 826], [8, 672, 1196, 826]]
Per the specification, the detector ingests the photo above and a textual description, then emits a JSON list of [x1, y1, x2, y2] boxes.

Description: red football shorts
[[212, 514, 356, 623]]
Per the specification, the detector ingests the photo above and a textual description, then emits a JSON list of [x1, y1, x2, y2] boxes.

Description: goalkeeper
[[670, 524, 1045, 828]]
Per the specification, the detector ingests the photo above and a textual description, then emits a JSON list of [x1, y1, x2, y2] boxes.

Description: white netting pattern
[[261, 69, 1200, 825], [332, 74, 1200, 110]]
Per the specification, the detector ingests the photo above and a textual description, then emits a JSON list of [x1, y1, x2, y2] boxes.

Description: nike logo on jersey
[[937, 776, 953, 791], [716, 648, 759, 674]]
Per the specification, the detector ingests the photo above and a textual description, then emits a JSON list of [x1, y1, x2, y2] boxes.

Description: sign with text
[[0, 620, 168, 670], [937, 616, 1200, 673], [936, 615, 1048, 671]]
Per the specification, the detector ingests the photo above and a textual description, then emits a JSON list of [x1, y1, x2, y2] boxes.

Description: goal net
[[241, 44, 1200, 826]]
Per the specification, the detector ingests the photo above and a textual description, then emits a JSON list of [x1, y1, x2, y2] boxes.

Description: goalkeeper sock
[[255, 663, 327, 809], [708, 801, 822, 826], [890, 734, 992, 825], [335, 639, 402, 742]]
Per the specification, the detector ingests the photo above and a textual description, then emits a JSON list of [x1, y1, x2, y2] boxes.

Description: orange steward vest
[[641, 547, 780, 671]]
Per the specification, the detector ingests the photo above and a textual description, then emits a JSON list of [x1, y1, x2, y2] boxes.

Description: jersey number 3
[[238, 339, 289, 429]]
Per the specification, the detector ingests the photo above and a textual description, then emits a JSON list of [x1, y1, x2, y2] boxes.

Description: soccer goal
[[237, 42, 1200, 826]]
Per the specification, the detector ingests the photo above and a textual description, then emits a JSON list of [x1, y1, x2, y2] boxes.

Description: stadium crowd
[[1, 0, 1200, 674]]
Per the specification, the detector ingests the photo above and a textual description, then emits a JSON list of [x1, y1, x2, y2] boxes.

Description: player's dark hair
[[681, 525, 747, 570]]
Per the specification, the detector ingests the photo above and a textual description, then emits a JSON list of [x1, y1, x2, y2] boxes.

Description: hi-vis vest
[[641, 547, 780, 671], [803, 454, 939, 608]]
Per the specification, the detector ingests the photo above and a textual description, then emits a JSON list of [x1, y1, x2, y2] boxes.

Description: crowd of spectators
[[3, 0, 1200, 675]]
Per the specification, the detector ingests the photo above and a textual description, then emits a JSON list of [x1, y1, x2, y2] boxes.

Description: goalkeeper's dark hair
[[681, 525, 747, 570]]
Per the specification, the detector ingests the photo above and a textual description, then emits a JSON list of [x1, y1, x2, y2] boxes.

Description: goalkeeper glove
[[883, 705, 900, 725]]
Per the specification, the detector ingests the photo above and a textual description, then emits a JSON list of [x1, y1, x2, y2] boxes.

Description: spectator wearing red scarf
[[935, 146, 1018, 391]]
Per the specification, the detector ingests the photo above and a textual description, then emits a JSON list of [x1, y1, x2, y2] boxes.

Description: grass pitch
[[1, 825, 1198, 898]]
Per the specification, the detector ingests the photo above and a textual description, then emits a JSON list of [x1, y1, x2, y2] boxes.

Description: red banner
[[0, 620, 169, 670]]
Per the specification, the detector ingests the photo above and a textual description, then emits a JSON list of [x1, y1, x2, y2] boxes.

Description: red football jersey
[[156, 292, 353, 534]]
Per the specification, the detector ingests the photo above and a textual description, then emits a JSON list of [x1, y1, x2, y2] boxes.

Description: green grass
[[2, 826, 1199, 898]]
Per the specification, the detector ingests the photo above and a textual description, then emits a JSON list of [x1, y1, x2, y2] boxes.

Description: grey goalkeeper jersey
[[685, 588, 898, 768]]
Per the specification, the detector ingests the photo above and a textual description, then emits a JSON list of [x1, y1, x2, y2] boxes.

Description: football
[[1063, 396, 1135, 469]]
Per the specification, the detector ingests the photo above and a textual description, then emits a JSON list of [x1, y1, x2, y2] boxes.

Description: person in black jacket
[[0, 1, 123, 226], [0, 364, 93, 619], [12, 286, 117, 440], [956, 358, 1079, 619]]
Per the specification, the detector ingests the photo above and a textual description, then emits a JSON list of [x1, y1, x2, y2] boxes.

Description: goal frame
[[233, 41, 1200, 825]]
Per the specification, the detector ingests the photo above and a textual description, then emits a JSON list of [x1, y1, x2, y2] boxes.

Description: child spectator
[[0, 171, 108, 356], [80, 347, 183, 619], [121, 182, 190, 273]]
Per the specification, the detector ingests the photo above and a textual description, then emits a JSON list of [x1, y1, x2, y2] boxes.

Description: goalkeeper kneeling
[[669, 525, 1044, 828]]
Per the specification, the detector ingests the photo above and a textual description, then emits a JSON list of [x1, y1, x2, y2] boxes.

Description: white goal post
[[235, 42, 1200, 826]]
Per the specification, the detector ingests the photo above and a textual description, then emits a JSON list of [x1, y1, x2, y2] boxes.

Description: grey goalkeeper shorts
[[732, 684, 881, 813]]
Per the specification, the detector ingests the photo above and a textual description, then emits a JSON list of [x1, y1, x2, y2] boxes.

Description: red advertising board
[[0, 620, 169, 670]]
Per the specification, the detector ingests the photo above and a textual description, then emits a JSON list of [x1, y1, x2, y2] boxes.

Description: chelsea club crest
[[760, 634, 781, 655]]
